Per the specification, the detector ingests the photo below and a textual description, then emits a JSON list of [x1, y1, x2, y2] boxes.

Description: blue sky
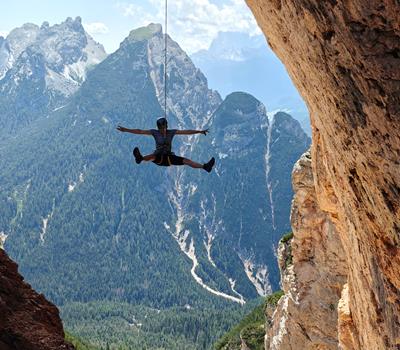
[[0, 0, 261, 54]]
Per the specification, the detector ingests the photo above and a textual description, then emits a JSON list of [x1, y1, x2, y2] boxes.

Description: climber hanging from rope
[[116, 118, 215, 172], [116, 1, 215, 171]]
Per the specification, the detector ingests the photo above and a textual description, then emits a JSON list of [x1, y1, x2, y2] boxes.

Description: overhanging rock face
[[246, 1, 400, 349]]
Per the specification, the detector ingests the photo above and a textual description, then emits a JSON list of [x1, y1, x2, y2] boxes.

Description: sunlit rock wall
[[246, 1, 400, 349], [265, 151, 346, 349]]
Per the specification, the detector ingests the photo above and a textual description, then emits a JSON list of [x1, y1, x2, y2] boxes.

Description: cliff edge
[[0, 249, 74, 350]]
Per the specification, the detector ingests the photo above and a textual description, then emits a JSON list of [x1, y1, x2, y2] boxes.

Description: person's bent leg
[[133, 147, 155, 164]]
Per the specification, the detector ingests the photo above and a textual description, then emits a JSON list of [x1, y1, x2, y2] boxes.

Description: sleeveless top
[[150, 129, 177, 155]]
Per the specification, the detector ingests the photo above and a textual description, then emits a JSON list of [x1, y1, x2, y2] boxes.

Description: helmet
[[156, 117, 168, 129]]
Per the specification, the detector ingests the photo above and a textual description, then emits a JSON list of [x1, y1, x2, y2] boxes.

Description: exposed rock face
[[265, 151, 347, 349], [0, 17, 106, 94], [0, 17, 107, 136], [0, 23, 40, 79], [0, 249, 74, 350], [337, 283, 361, 350], [246, 1, 400, 349]]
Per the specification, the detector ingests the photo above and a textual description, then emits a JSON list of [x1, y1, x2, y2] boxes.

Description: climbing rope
[[164, 0, 168, 119]]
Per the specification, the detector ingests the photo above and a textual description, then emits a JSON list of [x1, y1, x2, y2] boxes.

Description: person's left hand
[[201, 129, 209, 135], [117, 125, 126, 132]]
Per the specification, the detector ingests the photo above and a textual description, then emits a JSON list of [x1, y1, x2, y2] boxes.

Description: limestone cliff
[[246, 1, 400, 349], [0, 249, 74, 350], [265, 151, 347, 349]]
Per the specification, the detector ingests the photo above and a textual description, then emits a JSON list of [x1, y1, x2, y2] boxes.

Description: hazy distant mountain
[[193, 32, 266, 62], [191, 31, 311, 134]]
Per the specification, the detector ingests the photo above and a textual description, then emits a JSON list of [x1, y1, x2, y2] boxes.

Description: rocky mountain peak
[[0, 17, 106, 92], [7, 23, 40, 44], [271, 111, 308, 140], [117, 23, 220, 131], [126, 23, 162, 43], [33, 16, 100, 70], [0, 23, 40, 79], [40, 21, 50, 30], [66, 16, 82, 25], [211, 91, 268, 150], [216, 91, 266, 120], [173, 92, 310, 299], [55, 16, 85, 36], [0, 18, 107, 135]]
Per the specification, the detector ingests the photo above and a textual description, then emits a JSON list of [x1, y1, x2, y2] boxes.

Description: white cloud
[[0, 30, 9, 38], [83, 22, 110, 35], [116, 0, 261, 54]]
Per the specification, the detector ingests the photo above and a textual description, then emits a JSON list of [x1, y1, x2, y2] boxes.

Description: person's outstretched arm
[[175, 129, 209, 135], [116, 125, 152, 135]]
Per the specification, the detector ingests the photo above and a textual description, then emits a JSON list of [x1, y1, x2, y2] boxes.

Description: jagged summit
[[1, 17, 89, 78], [66, 16, 82, 24], [220, 91, 264, 113], [0, 17, 107, 135], [212, 91, 267, 130], [0, 16, 106, 82], [50, 16, 85, 35], [0, 17, 106, 85], [272, 111, 306, 139], [0, 23, 40, 78], [126, 23, 163, 43]]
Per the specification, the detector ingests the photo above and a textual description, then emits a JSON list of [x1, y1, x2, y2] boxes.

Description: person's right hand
[[117, 125, 126, 132]]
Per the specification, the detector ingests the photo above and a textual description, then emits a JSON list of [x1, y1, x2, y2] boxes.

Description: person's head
[[156, 117, 168, 131]]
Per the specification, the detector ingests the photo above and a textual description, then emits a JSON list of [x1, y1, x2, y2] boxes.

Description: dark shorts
[[153, 154, 185, 167]]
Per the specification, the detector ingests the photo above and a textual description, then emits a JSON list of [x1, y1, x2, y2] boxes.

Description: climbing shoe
[[203, 157, 215, 173], [133, 147, 143, 164]]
